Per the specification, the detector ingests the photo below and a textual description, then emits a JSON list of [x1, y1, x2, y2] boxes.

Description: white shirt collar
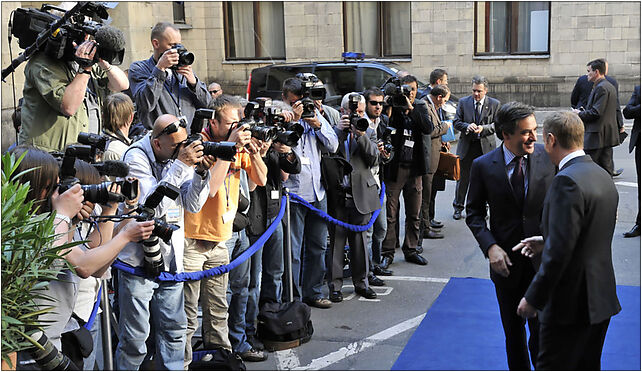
[[559, 149, 585, 170], [475, 96, 486, 107]]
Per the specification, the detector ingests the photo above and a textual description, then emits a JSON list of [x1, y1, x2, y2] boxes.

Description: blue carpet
[[392, 277, 640, 370]]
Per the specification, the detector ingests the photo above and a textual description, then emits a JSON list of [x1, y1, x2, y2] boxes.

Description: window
[[173, 2, 186, 24], [362, 67, 392, 91], [224, 2, 286, 60], [474, 2, 550, 56], [343, 2, 411, 58]]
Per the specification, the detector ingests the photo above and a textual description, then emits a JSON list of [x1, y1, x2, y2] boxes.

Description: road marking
[[289, 313, 425, 370], [616, 181, 638, 188], [384, 275, 450, 283], [276, 348, 301, 370]]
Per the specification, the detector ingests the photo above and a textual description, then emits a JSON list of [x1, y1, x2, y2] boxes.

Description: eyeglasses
[[209, 89, 220, 94], [369, 101, 384, 106], [154, 117, 187, 139]]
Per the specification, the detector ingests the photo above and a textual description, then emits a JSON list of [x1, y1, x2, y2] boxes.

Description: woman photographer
[[102, 93, 135, 163], [9, 146, 154, 368]]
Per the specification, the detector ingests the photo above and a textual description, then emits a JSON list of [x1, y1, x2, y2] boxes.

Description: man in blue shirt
[[281, 76, 339, 308]]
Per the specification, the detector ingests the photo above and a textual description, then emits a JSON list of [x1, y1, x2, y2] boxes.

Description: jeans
[[247, 217, 284, 337], [366, 194, 387, 269], [115, 271, 186, 371], [226, 231, 252, 353], [289, 196, 328, 301], [83, 318, 103, 370]]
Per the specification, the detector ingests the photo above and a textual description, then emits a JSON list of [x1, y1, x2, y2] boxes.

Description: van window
[[314, 67, 357, 99], [265, 66, 313, 91], [362, 67, 393, 91]]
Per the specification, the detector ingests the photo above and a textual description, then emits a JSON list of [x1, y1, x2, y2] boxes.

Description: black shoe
[[424, 229, 444, 239], [453, 210, 463, 220], [368, 274, 385, 286], [405, 252, 428, 265], [430, 219, 444, 229], [355, 287, 377, 299], [624, 224, 641, 238], [247, 335, 264, 351], [304, 297, 333, 308], [373, 265, 393, 276], [380, 256, 393, 270], [612, 168, 624, 177], [239, 348, 268, 362], [329, 290, 343, 303], [416, 246, 424, 254]]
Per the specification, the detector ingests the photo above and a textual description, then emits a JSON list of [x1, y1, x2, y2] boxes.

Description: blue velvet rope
[[84, 284, 102, 331], [288, 182, 386, 232]]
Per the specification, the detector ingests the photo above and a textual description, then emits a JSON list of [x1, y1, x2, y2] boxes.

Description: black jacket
[[623, 85, 640, 153]]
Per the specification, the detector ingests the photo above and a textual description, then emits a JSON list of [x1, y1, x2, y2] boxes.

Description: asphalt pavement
[[246, 108, 640, 370]]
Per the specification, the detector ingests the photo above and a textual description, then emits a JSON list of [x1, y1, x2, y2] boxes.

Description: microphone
[[95, 25, 126, 65], [93, 160, 130, 177]]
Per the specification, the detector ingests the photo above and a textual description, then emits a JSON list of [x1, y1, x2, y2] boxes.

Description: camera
[[3, 2, 125, 79], [247, 98, 303, 147], [242, 103, 278, 142], [347, 93, 370, 132], [27, 330, 79, 370], [383, 77, 412, 108], [188, 108, 238, 162], [380, 126, 396, 154], [295, 73, 326, 118], [171, 43, 194, 69], [134, 181, 181, 277]]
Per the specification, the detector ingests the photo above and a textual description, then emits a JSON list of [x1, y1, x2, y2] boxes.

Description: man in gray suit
[[327, 93, 381, 302], [453, 75, 501, 220], [516, 111, 620, 370], [573, 58, 621, 175]]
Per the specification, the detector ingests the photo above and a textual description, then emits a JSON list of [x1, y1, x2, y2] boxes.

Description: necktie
[[511, 156, 525, 207], [475, 101, 481, 124]]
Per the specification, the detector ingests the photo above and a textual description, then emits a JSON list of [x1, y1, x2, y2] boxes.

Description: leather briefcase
[[436, 151, 460, 181]]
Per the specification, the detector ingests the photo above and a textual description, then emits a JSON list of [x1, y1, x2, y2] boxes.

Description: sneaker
[[239, 348, 268, 362]]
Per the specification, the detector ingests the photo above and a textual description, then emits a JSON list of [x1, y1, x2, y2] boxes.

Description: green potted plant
[[1, 152, 78, 369]]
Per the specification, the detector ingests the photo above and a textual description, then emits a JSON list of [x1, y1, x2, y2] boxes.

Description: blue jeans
[[367, 194, 387, 268], [289, 197, 328, 301], [83, 318, 103, 370], [247, 217, 284, 336], [115, 271, 186, 371], [226, 231, 252, 353]]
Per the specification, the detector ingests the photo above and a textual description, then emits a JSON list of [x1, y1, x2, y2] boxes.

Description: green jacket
[[19, 52, 109, 152]]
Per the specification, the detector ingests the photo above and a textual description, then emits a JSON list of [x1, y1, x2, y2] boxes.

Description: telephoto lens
[[248, 125, 277, 142], [172, 43, 194, 68], [81, 182, 126, 204], [352, 116, 370, 132], [142, 236, 165, 278], [202, 141, 237, 162], [152, 217, 179, 244], [28, 331, 79, 370]]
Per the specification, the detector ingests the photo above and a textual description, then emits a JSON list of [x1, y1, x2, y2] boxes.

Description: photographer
[[281, 76, 339, 308], [115, 114, 213, 370], [102, 93, 135, 162], [129, 22, 210, 130], [9, 146, 154, 369], [20, 31, 129, 152], [182, 96, 268, 366], [380, 75, 433, 269], [326, 93, 380, 302]]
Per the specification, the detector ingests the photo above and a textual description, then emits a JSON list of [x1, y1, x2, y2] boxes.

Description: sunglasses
[[209, 89, 220, 94], [154, 117, 187, 139], [369, 100, 384, 106]]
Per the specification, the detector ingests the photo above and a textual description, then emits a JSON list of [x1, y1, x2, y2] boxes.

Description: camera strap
[[163, 71, 182, 116], [122, 143, 160, 181]]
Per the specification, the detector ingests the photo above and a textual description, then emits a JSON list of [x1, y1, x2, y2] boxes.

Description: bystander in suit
[[623, 85, 640, 237]]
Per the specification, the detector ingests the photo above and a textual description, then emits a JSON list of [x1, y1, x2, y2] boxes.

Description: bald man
[[115, 114, 214, 370], [208, 82, 223, 99]]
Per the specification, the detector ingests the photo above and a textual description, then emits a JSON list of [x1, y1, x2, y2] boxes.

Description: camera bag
[[257, 301, 314, 351]]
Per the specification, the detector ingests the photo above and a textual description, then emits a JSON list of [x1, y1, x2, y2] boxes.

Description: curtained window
[[173, 2, 186, 24], [475, 1, 550, 55], [224, 2, 286, 60], [343, 2, 411, 58]]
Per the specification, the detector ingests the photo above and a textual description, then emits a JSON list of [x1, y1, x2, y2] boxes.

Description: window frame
[[342, 1, 412, 59], [223, 1, 286, 61], [172, 1, 186, 25], [473, 1, 551, 57]]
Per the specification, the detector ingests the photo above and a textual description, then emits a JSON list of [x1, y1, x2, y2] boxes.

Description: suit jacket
[[384, 99, 433, 181], [466, 144, 556, 288], [572, 74, 624, 129], [426, 97, 450, 174], [578, 78, 620, 150], [623, 85, 641, 153], [321, 104, 341, 127], [335, 126, 381, 215], [525, 155, 621, 325], [454, 95, 501, 158]]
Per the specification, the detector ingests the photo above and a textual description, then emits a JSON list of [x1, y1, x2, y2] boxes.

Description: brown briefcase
[[436, 151, 460, 181]]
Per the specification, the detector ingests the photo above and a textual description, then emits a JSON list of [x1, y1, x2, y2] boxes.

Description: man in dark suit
[[516, 111, 621, 370], [327, 93, 381, 301], [466, 101, 556, 370], [453, 75, 501, 220], [623, 85, 641, 237], [573, 58, 621, 175]]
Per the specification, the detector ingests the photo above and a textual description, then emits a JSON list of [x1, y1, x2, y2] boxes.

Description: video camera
[[382, 77, 412, 109], [295, 72, 326, 118], [188, 109, 238, 161], [3, 2, 125, 80], [347, 93, 370, 132]]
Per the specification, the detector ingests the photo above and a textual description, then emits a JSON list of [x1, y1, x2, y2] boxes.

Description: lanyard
[[223, 172, 232, 209], [163, 71, 182, 116], [344, 135, 351, 162]]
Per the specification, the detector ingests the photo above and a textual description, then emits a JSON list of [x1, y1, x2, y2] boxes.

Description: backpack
[[257, 301, 314, 351]]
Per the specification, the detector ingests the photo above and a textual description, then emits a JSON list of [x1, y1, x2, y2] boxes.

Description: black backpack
[[257, 301, 314, 351]]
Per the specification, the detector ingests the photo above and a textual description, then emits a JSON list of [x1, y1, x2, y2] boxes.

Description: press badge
[[404, 140, 415, 148], [166, 203, 182, 224], [222, 209, 235, 224], [300, 156, 311, 165], [271, 190, 280, 200]]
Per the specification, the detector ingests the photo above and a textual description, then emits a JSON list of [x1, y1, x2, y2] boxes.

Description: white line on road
[[288, 313, 426, 370], [616, 181, 638, 188], [276, 348, 302, 370], [384, 275, 450, 283]]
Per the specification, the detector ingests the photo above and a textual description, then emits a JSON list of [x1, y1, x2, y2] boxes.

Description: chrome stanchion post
[[101, 279, 114, 370], [284, 188, 294, 303]]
